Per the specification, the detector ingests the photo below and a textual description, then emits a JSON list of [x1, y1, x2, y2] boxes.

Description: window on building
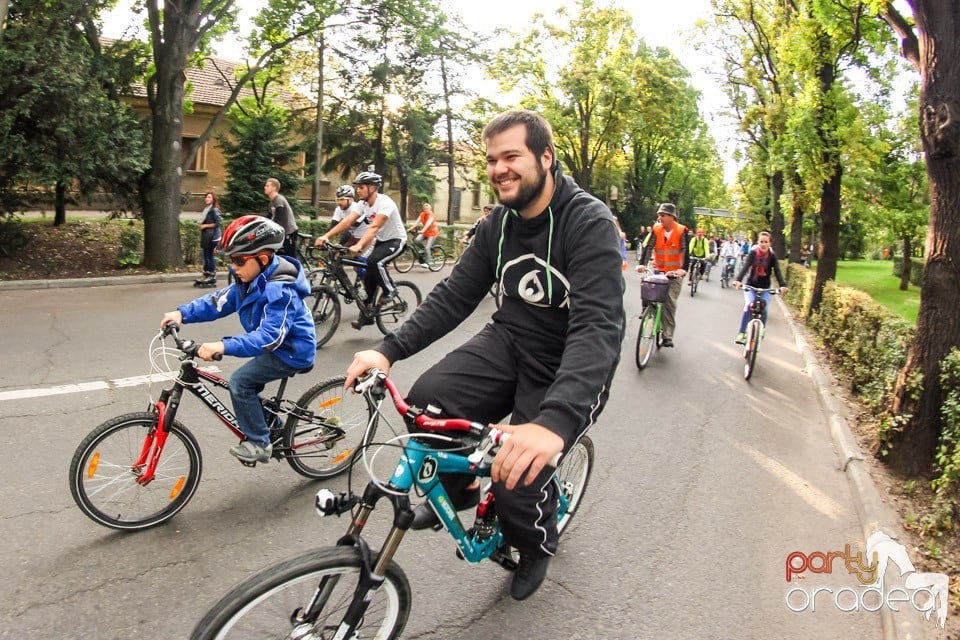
[[181, 137, 207, 173], [471, 184, 481, 208]]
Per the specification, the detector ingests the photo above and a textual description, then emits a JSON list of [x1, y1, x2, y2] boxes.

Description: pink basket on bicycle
[[640, 274, 671, 303]]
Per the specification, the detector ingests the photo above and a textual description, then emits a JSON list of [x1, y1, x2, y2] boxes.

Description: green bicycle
[[635, 273, 675, 370]]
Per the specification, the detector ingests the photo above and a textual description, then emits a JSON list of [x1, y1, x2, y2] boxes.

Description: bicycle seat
[[292, 365, 314, 376]]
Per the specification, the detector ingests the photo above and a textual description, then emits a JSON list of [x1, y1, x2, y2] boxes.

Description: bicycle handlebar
[[738, 285, 781, 294], [353, 369, 561, 467], [161, 322, 223, 361]]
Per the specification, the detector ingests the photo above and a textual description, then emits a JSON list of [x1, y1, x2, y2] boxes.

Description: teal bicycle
[[191, 370, 595, 639]]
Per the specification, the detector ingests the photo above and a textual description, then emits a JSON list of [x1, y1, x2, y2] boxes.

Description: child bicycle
[[737, 285, 780, 381], [68, 323, 375, 531], [190, 369, 594, 639]]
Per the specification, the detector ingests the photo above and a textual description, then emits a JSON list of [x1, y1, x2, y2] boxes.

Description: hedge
[[891, 255, 924, 287]]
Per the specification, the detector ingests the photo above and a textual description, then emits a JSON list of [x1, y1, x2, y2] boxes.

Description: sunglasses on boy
[[229, 254, 262, 268]]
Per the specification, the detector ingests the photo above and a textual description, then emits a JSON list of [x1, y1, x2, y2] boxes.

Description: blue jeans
[[202, 242, 217, 274], [738, 289, 771, 333], [229, 352, 300, 447]]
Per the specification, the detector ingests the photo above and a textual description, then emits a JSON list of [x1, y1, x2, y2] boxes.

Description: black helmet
[[353, 170, 383, 187], [219, 215, 285, 256], [336, 185, 355, 199]]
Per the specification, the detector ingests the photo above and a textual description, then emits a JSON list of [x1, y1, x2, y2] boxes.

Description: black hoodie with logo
[[376, 168, 626, 446]]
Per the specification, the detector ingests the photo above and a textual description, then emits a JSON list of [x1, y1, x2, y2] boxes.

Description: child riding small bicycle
[[160, 215, 316, 464]]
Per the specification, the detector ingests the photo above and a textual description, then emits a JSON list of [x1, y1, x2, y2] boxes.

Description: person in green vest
[[688, 228, 712, 281]]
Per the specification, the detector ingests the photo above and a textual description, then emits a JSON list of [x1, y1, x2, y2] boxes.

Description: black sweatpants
[[406, 323, 593, 557], [364, 239, 404, 306]]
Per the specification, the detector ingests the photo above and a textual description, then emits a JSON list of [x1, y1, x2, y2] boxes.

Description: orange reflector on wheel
[[87, 452, 100, 479], [169, 476, 186, 500], [332, 449, 354, 465], [318, 397, 342, 409]]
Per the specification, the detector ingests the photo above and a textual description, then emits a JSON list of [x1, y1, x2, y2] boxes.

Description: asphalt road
[[0, 266, 884, 639]]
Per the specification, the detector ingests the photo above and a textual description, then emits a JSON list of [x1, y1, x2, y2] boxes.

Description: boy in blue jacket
[[160, 216, 316, 463]]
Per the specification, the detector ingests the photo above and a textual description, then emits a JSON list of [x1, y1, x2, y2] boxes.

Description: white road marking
[[0, 367, 222, 402]]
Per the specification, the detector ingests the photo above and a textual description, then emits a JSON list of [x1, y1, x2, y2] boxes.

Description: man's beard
[[498, 162, 548, 212]]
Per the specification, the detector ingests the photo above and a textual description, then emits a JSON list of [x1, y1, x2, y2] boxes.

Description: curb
[[0, 272, 199, 291], [777, 296, 928, 640]]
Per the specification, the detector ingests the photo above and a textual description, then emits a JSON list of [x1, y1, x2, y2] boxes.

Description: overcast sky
[[103, 0, 735, 177]]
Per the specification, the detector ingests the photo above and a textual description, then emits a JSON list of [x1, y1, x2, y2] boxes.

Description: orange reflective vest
[[650, 222, 688, 272]]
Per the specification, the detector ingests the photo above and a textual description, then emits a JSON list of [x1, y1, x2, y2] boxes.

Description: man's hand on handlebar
[[315, 235, 329, 248], [160, 310, 183, 330], [345, 349, 391, 390], [490, 422, 564, 490]]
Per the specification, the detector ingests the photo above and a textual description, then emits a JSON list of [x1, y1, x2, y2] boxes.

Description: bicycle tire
[[283, 376, 375, 479], [69, 412, 202, 531], [555, 435, 594, 536], [427, 245, 447, 271], [305, 284, 341, 349], [689, 268, 698, 297], [394, 246, 415, 273], [374, 281, 422, 335], [744, 322, 759, 381], [635, 305, 657, 370], [190, 547, 411, 640]]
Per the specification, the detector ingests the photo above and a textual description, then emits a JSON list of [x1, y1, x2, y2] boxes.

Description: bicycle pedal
[[238, 459, 258, 468]]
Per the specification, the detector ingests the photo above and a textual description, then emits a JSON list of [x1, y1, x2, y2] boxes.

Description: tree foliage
[[0, 0, 148, 222]]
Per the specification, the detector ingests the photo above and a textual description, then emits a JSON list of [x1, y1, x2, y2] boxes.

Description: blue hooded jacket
[[178, 255, 316, 369]]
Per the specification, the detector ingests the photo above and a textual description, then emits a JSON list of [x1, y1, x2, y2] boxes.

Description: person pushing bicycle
[[160, 216, 316, 464], [344, 109, 625, 601], [636, 202, 690, 347], [733, 230, 788, 344]]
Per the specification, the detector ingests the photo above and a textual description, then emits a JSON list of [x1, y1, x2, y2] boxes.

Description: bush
[[891, 255, 924, 286], [117, 223, 142, 267], [180, 219, 200, 265]]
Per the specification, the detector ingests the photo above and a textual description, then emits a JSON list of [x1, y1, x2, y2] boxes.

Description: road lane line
[[0, 367, 221, 402]]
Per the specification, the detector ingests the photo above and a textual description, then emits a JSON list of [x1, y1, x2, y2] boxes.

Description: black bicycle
[[305, 243, 422, 346], [394, 234, 448, 272], [68, 324, 375, 531]]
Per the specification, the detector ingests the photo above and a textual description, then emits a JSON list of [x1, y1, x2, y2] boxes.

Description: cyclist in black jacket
[[345, 110, 625, 601]]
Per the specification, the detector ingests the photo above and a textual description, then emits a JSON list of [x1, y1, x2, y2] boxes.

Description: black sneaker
[[350, 314, 374, 330], [510, 552, 550, 600], [661, 338, 674, 348], [410, 485, 481, 530]]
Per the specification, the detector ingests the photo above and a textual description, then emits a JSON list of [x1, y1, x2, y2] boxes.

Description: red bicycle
[[68, 323, 375, 531]]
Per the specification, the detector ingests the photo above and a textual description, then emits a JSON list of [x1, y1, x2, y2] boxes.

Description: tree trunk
[[54, 181, 66, 226], [440, 55, 455, 225], [788, 172, 804, 263], [771, 169, 786, 257], [140, 42, 188, 269], [886, 6, 960, 475], [808, 162, 841, 314], [311, 32, 325, 218], [900, 235, 911, 291]]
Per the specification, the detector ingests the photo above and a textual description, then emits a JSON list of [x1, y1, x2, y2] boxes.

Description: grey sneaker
[[230, 440, 272, 463]]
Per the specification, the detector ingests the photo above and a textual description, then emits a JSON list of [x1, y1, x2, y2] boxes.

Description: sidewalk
[[778, 296, 929, 640]]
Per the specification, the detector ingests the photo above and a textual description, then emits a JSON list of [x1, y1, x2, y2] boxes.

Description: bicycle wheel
[[304, 284, 341, 349], [190, 547, 411, 640], [689, 269, 698, 297], [375, 281, 422, 334], [555, 435, 594, 536], [635, 305, 657, 370], [744, 322, 759, 381], [69, 412, 202, 531], [394, 246, 415, 273], [427, 245, 448, 271], [283, 376, 375, 479]]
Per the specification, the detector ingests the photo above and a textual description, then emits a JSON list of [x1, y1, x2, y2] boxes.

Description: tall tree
[[876, 1, 960, 475]]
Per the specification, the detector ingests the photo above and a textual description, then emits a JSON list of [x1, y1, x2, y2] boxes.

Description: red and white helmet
[[218, 215, 285, 256]]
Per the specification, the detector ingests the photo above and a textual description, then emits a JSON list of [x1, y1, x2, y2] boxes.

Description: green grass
[[833, 259, 920, 324]]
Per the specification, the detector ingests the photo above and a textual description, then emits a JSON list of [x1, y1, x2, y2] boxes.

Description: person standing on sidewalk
[[195, 191, 222, 286], [636, 202, 689, 347], [263, 178, 298, 258]]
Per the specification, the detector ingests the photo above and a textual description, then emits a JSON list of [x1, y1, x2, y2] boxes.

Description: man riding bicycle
[[719, 234, 739, 279], [343, 109, 625, 601], [688, 228, 711, 280], [317, 168, 406, 330], [636, 202, 690, 347]]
